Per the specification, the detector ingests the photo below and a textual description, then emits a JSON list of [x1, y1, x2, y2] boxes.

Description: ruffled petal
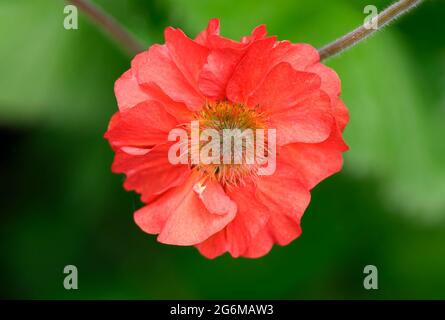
[[243, 217, 302, 258], [248, 62, 321, 113], [226, 39, 321, 105], [114, 70, 192, 122], [281, 125, 348, 190], [114, 70, 151, 111], [306, 63, 341, 100], [199, 48, 246, 100], [257, 160, 310, 221], [112, 143, 191, 202], [140, 83, 192, 123], [164, 27, 209, 91], [243, 160, 310, 258], [196, 179, 238, 216], [268, 91, 334, 145], [134, 172, 236, 246], [196, 182, 270, 258], [195, 18, 220, 45], [203, 22, 267, 50], [241, 25, 267, 44], [332, 98, 349, 132], [198, 24, 268, 100], [226, 37, 277, 104], [131, 45, 205, 111], [104, 101, 178, 148], [196, 159, 312, 259], [271, 41, 320, 71]]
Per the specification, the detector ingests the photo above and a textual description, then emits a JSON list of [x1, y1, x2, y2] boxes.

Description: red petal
[[198, 179, 238, 216], [306, 63, 341, 99], [195, 18, 220, 45], [131, 45, 205, 111], [243, 218, 302, 258], [141, 83, 193, 123], [226, 37, 277, 104], [114, 70, 151, 111], [333, 98, 349, 132], [134, 172, 236, 246], [203, 23, 267, 50], [272, 41, 320, 71], [241, 25, 267, 43], [257, 160, 311, 221], [269, 91, 334, 145], [226, 40, 322, 104], [198, 48, 246, 100], [198, 24, 269, 100], [196, 182, 270, 258], [194, 231, 227, 259], [248, 62, 321, 112], [281, 126, 348, 190], [196, 159, 312, 259], [105, 101, 178, 148], [112, 143, 191, 202], [114, 69, 192, 122], [164, 27, 209, 90], [243, 161, 310, 258]]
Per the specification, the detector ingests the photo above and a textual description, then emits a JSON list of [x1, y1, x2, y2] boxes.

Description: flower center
[[192, 101, 268, 187]]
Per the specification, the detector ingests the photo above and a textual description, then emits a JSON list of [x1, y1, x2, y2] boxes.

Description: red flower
[[105, 19, 349, 258]]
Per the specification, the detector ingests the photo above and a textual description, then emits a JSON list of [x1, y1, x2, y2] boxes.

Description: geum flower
[[105, 19, 349, 258]]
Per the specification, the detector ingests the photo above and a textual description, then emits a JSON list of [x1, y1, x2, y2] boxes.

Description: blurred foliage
[[0, 0, 444, 299]]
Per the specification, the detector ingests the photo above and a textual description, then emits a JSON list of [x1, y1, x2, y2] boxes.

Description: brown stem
[[318, 0, 423, 61], [67, 0, 145, 55]]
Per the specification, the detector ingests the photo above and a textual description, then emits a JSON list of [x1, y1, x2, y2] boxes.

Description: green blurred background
[[0, 0, 444, 299]]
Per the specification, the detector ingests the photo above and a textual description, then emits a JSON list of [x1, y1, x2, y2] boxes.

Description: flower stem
[[318, 0, 423, 61], [67, 0, 145, 55]]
